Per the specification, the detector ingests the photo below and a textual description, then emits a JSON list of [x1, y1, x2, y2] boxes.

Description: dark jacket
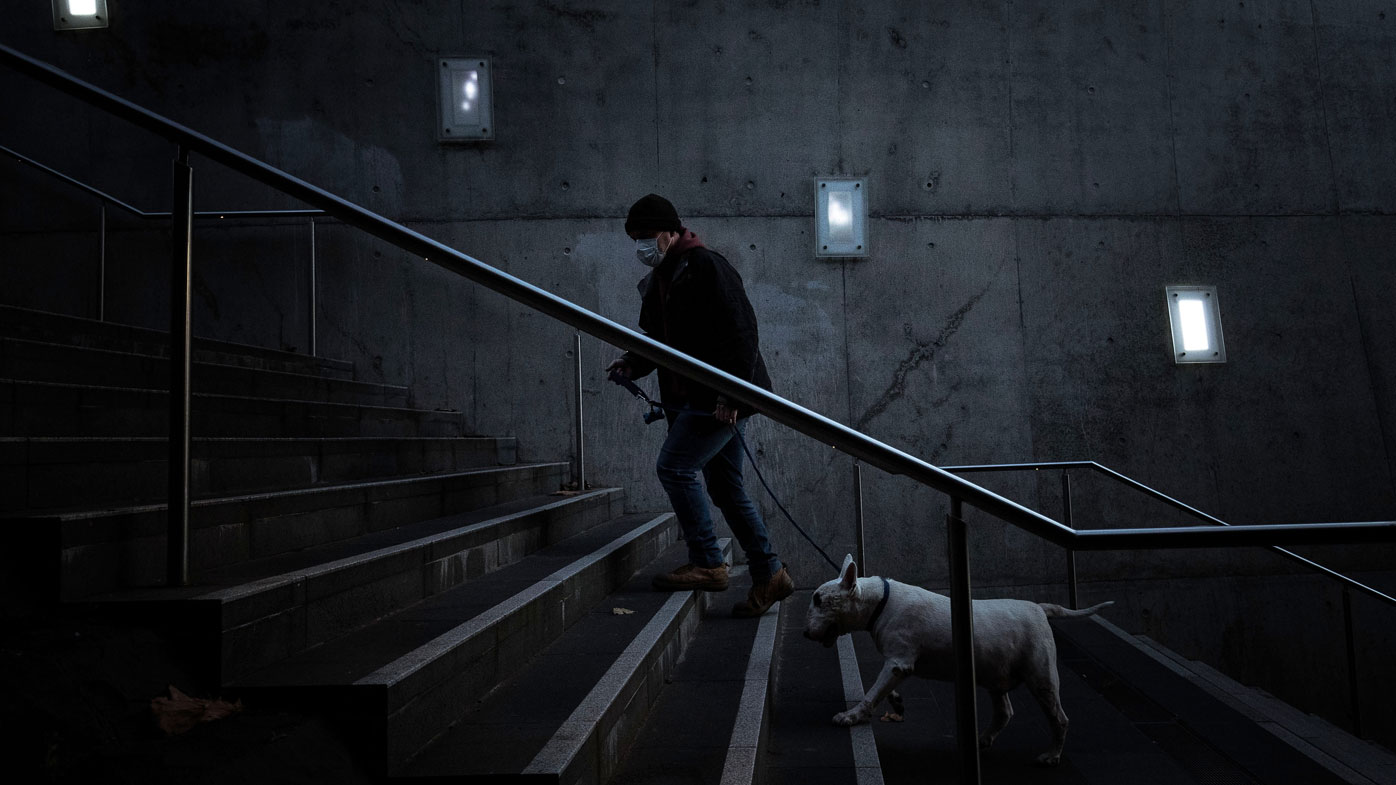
[[621, 230, 773, 418]]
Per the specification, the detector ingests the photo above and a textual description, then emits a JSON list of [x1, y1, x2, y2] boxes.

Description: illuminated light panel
[[1178, 299, 1210, 352], [439, 58, 493, 141], [828, 191, 854, 243], [1166, 286, 1226, 364], [53, 0, 108, 29], [815, 178, 867, 257]]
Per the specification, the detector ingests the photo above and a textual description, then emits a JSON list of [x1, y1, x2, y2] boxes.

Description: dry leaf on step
[[612, 607, 635, 615], [150, 685, 243, 735]]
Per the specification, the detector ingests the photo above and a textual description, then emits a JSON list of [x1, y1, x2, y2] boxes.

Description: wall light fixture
[[815, 178, 867, 257], [1166, 285, 1226, 363], [438, 58, 494, 142], [52, 0, 108, 30]]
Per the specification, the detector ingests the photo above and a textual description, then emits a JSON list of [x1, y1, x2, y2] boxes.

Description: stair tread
[[231, 512, 668, 689], [402, 542, 737, 778], [764, 590, 860, 785], [606, 587, 773, 785], [0, 305, 356, 375], [13, 462, 569, 519], [0, 335, 410, 393], [1, 376, 431, 411], [90, 488, 618, 602]]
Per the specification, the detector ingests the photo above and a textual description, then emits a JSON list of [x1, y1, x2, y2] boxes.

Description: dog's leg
[[888, 690, 905, 718], [979, 691, 1013, 750], [1026, 673, 1069, 766], [832, 660, 909, 726]]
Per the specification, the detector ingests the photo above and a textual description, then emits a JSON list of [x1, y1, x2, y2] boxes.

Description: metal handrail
[[946, 460, 1396, 608], [1, 143, 324, 219], [5, 43, 1393, 782], [3, 43, 1391, 551]]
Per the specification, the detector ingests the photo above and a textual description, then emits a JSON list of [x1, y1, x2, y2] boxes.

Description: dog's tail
[[1039, 600, 1114, 618]]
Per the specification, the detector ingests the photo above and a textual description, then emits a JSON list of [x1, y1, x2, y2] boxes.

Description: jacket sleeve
[[619, 348, 656, 379], [700, 256, 762, 405]]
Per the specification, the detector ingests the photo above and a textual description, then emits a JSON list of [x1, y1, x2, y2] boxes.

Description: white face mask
[[635, 237, 661, 267]]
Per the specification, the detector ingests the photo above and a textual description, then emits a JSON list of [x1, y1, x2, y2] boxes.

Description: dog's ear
[[839, 554, 858, 591]]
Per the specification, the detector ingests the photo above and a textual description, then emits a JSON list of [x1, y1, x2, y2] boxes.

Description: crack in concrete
[[854, 271, 1000, 431]]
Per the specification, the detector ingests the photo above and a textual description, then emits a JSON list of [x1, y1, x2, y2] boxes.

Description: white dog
[[803, 555, 1112, 766]]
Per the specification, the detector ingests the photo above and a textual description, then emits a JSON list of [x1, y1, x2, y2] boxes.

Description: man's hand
[[606, 358, 631, 380], [714, 403, 738, 425]]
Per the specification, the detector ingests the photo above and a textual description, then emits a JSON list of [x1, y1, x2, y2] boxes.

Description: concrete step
[[0, 378, 470, 437], [1, 435, 517, 512], [93, 488, 624, 681], [606, 588, 783, 785], [0, 336, 409, 406], [763, 590, 867, 785], [398, 534, 731, 783], [10, 461, 569, 600], [231, 513, 684, 775], [1131, 630, 1396, 785], [0, 304, 355, 379]]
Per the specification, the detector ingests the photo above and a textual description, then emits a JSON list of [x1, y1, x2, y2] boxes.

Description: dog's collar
[[866, 576, 891, 633]]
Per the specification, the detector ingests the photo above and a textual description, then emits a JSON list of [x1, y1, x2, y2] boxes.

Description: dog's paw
[[1034, 752, 1062, 767], [831, 709, 866, 727], [978, 734, 996, 750]]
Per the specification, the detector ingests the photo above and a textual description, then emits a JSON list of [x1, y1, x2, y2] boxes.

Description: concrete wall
[[3, 0, 1396, 742]]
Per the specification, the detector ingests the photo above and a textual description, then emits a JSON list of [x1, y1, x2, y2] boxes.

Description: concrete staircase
[[0, 304, 783, 783], [6, 303, 1392, 785]]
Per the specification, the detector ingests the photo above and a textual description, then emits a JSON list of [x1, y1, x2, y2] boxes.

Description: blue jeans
[[656, 412, 783, 581]]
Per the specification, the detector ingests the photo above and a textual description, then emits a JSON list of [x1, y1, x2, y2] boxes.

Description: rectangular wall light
[[52, 0, 108, 30], [1166, 285, 1226, 364], [815, 178, 867, 257], [438, 58, 494, 142]]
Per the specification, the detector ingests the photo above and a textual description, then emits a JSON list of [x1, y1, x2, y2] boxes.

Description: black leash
[[609, 371, 841, 572]]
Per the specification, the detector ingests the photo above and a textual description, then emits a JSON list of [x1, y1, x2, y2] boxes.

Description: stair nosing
[[522, 550, 739, 780], [838, 629, 887, 785], [0, 305, 356, 371], [1, 377, 443, 414], [202, 488, 619, 605], [28, 462, 568, 521], [2, 435, 513, 445], [719, 599, 783, 785], [357, 512, 675, 692], [1, 336, 410, 393]]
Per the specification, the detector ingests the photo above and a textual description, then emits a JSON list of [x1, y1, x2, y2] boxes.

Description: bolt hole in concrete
[[561, 181, 570, 190], [746, 181, 755, 190], [563, 247, 572, 256], [558, 76, 566, 85]]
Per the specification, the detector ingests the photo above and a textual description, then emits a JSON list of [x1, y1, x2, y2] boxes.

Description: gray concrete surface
[[3, 0, 1396, 745]]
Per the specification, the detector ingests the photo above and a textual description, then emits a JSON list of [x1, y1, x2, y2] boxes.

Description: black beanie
[[625, 194, 682, 235]]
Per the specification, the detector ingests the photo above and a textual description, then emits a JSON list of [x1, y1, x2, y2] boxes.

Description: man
[[606, 193, 793, 618]]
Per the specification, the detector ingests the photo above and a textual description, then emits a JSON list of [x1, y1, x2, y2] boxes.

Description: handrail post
[[1063, 470, 1078, 609], [98, 200, 107, 322], [854, 461, 866, 575], [308, 217, 317, 357], [573, 332, 585, 491], [947, 496, 981, 784], [1343, 588, 1363, 738], [167, 147, 193, 588]]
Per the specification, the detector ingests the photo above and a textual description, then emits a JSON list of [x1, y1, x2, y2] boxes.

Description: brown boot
[[652, 562, 730, 592], [732, 567, 794, 618]]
